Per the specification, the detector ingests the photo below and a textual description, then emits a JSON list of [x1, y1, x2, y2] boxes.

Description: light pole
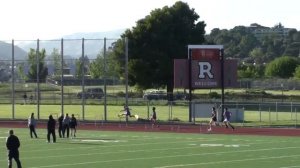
[[281, 83, 284, 103]]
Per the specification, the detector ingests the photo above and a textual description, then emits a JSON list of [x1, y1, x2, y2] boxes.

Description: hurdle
[[94, 114, 104, 128]]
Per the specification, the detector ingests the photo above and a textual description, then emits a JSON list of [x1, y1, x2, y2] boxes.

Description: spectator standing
[[6, 130, 22, 168], [62, 113, 70, 138], [58, 113, 64, 138], [28, 113, 38, 138], [47, 115, 56, 143], [23, 93, 27, 105], [70, 114, 78, 138]]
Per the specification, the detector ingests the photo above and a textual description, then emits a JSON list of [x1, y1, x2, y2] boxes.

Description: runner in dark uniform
[[151, 107, 158, 128], [208, 107, 217, 131], [223, 107, 235, 130]]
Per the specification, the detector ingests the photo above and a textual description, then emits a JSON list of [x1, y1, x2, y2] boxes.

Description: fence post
[[291, 102, 293, 120], [242, 107, 245, 127], [36, 39, 40, 120], [11, 39, 15, 119], [168, 102, 171, 121], [269, 107, 271, 126], [296, 108, 298, 128], [147, 101, 150, 119], [276, 102, 278, 121], [259, 104, 261, 122], [170, 101, 173, 121], [236, 102, 239, 123], [192, 102, 195, 124]]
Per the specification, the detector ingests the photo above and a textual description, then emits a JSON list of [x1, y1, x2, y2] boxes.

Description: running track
[[0, 120, 299, 137]]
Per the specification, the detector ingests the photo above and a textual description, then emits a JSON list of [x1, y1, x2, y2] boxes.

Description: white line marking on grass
[[281, 166, 300, 168], [17, 146, 202, 162], [200, 144, 223, 147], [25, 146, 300, 168], [153, 154, 300, 168], [21, 137, 289, 156], [24, 139, 207, 153], [200, 144, 249, 148], [224, 144, 240, 147], [28, 152, 300, 168], [80, 139, 122, 143]]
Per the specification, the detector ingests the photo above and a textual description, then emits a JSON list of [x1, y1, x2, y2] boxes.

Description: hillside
[[0, 41, 27, 60], [16, 29, 125, 59]]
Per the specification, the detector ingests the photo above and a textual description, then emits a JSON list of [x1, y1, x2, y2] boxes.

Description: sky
[[0, 0, 299, 40]]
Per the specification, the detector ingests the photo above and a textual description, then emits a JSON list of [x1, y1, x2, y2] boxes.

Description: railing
[[0, 96, 299, 128]]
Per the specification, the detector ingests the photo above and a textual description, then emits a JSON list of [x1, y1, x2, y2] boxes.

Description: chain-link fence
[[0, 39, 300, 127], [0, 38, 128, 120], [191, 101, 300, 128]]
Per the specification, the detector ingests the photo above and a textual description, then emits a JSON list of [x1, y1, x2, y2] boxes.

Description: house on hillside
[[248, 23, 294, 40]]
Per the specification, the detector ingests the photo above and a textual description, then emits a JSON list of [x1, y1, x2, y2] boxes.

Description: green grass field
[[0, 128, 300, 168], [0, 104, 299, 127]]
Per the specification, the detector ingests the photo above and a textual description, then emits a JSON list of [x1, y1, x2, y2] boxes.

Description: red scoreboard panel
[[174, 45, 237, 89]]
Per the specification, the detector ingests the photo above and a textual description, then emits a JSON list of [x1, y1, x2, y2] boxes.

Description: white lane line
[[1, 146, 202, 161], [23, 139, 213, 153], [280, 166, 300, 168], [153, 154, 300, 168], [18, 139, 294, 159], [27, 146, 300, 168]]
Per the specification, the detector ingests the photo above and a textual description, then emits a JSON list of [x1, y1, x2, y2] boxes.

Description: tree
[[238, 63, 265, 79], [265, 56, 299, 78], [75, 56, 89, 78], [90, 50, 119, 79], [27, 48, 48, 82], [17, 63, 26, 80], [206, 23, 299, 65], [249, 47, 265, 64], [293, 66, 300, 79], [89, 55, 104, 79], [50, 48, 61, 76], [206, 26, 259, 59], [112, 1, 206, 96], [284, 29, 300, 56], [284, 42, 300, 56]]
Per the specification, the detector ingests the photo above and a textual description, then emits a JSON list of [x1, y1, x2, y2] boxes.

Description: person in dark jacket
[[58, 113, 64, 138], [6, 129, 22, 168], [70, 114, 78, 138], [47, 115, 56, 143]]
